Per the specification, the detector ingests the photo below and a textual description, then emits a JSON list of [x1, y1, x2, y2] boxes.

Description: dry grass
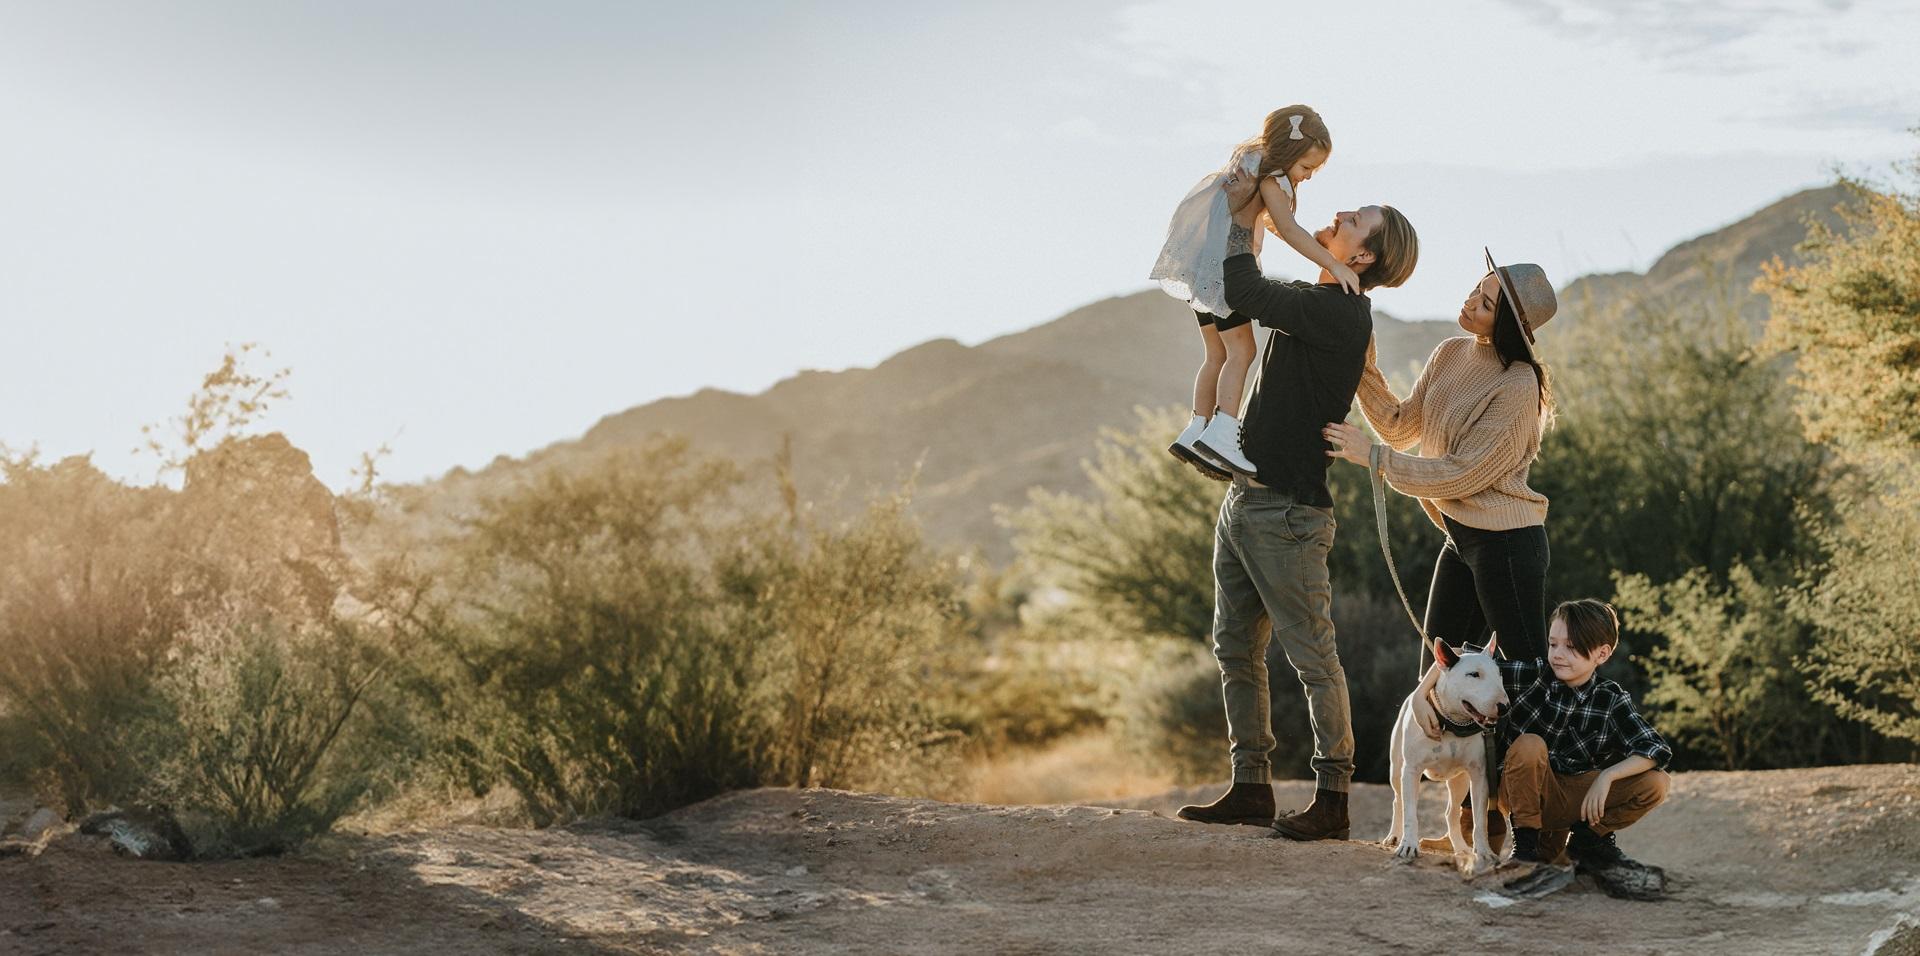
[[960, 732, 1175, 806]]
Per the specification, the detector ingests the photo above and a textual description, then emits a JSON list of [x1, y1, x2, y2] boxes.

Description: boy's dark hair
[[1553, 599, 1620, 657]]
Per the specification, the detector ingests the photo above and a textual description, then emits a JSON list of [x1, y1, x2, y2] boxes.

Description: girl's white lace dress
[[1149, 148, 1293, 316]]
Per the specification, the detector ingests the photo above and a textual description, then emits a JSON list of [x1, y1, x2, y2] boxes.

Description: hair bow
[[1287, 115, 1304, 140]]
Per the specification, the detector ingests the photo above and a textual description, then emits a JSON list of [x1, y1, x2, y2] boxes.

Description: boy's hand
[[1581, 772, 1614, 825], [1331, 261, 1362, 295], [1414, 699, 1443, 741]]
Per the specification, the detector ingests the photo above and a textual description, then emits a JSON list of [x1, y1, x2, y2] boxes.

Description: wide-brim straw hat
[[1484, 247, 1557, 361]]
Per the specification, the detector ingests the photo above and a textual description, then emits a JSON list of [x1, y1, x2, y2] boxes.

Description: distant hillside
[[385, 185, 1854, 563], [392, 296, 1454, 563], [1557, 184, 1853, 328]]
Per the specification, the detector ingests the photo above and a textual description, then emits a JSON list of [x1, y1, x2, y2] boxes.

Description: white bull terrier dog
[[1383, 637, 1509, 877]]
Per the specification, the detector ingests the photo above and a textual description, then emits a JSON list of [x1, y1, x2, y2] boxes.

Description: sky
[[2, 0, 1916, 489]]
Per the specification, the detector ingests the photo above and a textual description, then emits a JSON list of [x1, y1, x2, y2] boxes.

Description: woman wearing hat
[[1322, 250, 1558, 662]]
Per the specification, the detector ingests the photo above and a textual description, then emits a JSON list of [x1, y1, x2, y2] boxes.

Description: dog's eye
[[1467, 671, 1481, 678]]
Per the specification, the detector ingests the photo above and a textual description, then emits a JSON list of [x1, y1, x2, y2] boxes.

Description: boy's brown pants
[[1498, 733, 1670, 837]]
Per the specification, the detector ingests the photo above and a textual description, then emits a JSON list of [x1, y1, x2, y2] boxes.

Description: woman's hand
[[1322, 421, 1371, 466]]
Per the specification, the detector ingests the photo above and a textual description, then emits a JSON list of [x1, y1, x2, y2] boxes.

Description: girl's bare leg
[[1215, 323, 1258, 417], [1191, 322, 1228, 417]]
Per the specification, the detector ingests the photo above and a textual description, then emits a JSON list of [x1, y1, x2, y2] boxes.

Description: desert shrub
[[0, 351, 413, 854], [1789, 485, 1920, 746], [0, 453, 185, 814], [1123, 641, 1226, 784], [936, 633, 1114, 753], [416, 437, 964, 823], [413, 438, 758, 824], [725, 487, 963, 792], [153, 608, 400, 854], [0, 448, 408, 850], [1614, 564, 1879, 770]]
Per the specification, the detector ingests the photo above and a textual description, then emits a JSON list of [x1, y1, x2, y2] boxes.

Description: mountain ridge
[[397, 184, 1854, 562]]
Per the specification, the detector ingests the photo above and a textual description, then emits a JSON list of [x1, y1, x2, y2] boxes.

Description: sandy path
[[2, 765, 1916, 955]]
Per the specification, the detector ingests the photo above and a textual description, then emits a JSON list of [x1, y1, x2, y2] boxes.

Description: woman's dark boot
[[1175, 782, 1275, 826], [1268, 787, 1349, 841]]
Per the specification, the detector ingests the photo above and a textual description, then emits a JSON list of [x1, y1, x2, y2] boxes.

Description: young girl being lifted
[[1150, 105, 1356, 477]]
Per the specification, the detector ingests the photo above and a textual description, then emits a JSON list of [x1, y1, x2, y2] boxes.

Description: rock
[[907, 868, 962, 901], [179, 432, 345, 618], [77, 805, 193, 861], [19, 808, 63, 841], [1870, 915, 1920, 956]]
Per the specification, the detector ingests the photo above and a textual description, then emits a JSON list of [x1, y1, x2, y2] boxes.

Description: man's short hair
[[1553, 599, 1620, 658], [1360, 205, 1419, 291]]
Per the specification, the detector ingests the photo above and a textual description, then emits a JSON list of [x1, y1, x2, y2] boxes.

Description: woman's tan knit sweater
[[1355, 335, 1548, 532]]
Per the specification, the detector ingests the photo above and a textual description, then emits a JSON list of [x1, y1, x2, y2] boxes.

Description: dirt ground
[[2, 764, 1917, 955]]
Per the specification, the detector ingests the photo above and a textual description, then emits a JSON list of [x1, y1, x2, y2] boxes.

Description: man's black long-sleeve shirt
[[1222, 252, 1374, 508]]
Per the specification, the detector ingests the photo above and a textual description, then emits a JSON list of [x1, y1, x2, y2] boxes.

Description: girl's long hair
[[1492, 289, 1557, 430], [1237, 105, 1332, 183]]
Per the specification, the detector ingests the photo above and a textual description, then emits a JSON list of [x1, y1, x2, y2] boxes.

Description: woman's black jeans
[[1421, 516, 1550, 663]]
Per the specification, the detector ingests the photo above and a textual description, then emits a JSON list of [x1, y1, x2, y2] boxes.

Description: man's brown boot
[[1420, 804, 1509, 855], [1268, 787, 1349, 841], [1176, 782, 1275, 826]]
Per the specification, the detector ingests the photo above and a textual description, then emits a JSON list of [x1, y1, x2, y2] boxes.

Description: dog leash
[[1369, 442, 1431, 681]]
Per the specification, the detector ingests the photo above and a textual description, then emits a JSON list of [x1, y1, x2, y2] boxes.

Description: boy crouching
[[1494, 599, 1672, 900]]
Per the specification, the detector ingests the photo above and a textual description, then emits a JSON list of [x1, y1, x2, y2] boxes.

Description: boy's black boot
[[1175, 781, 1274, 826], [1568, 822, 1667, 901], [1510, 826, 1542, 863], [1499, 826, 1576, 899]]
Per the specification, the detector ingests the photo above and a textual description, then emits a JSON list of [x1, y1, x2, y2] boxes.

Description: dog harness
[[1424, 690, 1502, 796]]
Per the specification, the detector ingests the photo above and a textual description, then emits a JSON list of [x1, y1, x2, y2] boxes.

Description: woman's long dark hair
[[1492, 292, 1556, 429]]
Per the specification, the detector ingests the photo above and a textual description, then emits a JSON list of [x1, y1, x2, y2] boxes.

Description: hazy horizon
[[3, 0, 1915, 489]]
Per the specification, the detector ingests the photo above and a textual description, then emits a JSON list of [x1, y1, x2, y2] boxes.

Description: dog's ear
[[1433, 638, 1458, 669], [1483, 634, 1499, 659]]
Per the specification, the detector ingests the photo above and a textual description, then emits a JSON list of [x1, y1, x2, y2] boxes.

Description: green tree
[[1759, 152, 1920, 744], [1759, 167, 1920, 467], [1532, 287, 1835, 612]]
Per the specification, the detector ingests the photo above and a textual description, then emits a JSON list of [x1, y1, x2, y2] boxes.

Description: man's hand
[[1321, 421, 1371, 467], [1581, 771, 1615, 826], [1223, 172, 1262, 228]]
